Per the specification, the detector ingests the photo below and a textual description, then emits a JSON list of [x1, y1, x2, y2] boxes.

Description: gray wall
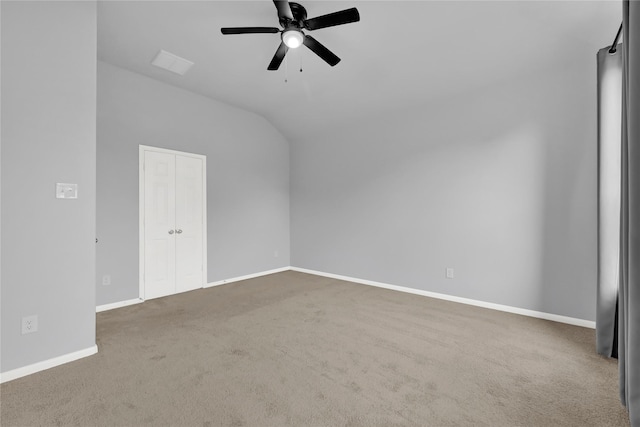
[[1, 1, 97, 372], [97, 62, 290, 306], [291, 61, 598, 321]]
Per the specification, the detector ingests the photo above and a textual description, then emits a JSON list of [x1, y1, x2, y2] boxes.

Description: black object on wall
[[609, 22, 623, 54]]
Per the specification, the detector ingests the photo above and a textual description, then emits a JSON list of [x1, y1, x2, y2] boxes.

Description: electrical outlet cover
[[21, 315, 38, 335]]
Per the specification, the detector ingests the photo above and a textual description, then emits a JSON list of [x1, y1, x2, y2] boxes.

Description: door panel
[[148, 238, 170, 281], [175, 155, 204, 293], [144, 151, 176, 300]]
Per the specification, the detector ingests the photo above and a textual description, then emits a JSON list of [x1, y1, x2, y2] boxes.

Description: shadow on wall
[[537, 63, 597, 321]]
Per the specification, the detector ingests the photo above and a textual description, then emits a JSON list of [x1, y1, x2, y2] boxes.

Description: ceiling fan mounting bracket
[[279, 2, 307, 29]]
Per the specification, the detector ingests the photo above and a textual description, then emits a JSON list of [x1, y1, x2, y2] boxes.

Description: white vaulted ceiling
[[98, 1, 621, 142]]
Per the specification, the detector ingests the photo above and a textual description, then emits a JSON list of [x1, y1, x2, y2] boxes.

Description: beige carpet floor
[[0, 271, 630, 426]]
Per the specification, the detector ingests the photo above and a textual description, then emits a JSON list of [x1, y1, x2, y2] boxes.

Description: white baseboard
[[100, 267, 595, 329], [206, 266, 291, 288], [96, 298, 143, 313], [0, 345, 98, 384], [290, 267, 596, 329], [98, 268, 292, 312]]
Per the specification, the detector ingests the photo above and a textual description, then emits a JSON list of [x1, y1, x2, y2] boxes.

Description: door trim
[[139, 145, 207, 301]]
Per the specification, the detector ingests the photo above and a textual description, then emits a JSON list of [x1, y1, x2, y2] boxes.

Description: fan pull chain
[[284, 53, 289, 83], [300, 52, 303, 73]]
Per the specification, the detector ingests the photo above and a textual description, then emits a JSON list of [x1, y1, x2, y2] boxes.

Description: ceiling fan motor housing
[[280, 2, 307, 29]]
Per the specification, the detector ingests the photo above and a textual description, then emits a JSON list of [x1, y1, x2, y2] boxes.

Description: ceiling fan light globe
[[282, 30, 303, 49]]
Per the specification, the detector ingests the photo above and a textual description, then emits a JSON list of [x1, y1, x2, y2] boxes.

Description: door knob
[[168, 230, 175, 235], [176, 229, 183, 234]]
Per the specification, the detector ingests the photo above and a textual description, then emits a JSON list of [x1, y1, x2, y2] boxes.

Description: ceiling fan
[[221, 0, 360, 70]]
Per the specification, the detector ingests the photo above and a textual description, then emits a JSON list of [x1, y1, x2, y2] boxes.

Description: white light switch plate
[[56, 183, 78, 199]]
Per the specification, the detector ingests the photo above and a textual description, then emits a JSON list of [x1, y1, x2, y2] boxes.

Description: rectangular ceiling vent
[[151, 50, 194, 76]]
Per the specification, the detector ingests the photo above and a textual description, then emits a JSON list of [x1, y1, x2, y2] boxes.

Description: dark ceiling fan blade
[[267, 41, 289, 70], [304, 7, 360, 31], [303, 35, 340, 66], [273, 0, 293, 21], [221, 27, 280, 35]]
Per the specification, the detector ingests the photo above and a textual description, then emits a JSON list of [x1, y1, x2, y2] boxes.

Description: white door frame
[[139, 145, 207, 300]]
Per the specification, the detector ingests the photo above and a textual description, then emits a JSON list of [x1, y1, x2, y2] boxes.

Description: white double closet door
[[141, 146, 206, 300]]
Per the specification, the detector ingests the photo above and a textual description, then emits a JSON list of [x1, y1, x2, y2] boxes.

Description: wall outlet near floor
[[446, 268, 455, 279], [102, 274, 111, 286], [22, 315, 38, 335]]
